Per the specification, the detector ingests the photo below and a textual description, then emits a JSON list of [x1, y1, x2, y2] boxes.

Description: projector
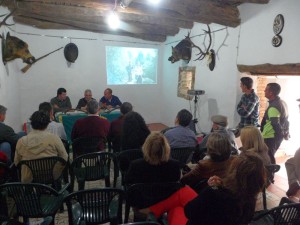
[[187, 90, 205, 95]]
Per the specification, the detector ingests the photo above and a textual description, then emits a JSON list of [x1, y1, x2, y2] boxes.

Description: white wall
[[161, 23, 241, 133], [238, 0, 300, 65]]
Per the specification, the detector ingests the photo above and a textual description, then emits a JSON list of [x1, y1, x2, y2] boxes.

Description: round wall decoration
[[64, 43, 78, 63], [272, 35, 282, 47], [273, 14, 284, 35]]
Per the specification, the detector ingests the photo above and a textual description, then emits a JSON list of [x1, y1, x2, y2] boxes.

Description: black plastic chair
[[120, 222, 161, 225], [250, 197, 300, 225], [263, 164, 281, 209], [72, 136, 105, 159], [65, 188, 124, 225], [70, 152, 118, 191], [17, 156, 69, 191], [116, 149, 143, 188], [124, 182, 184, 223], [0, 183, 65, 225], [170, 147, 195, 165]]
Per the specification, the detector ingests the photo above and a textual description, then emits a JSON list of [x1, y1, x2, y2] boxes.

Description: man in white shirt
[[39, 102, 67, 140]]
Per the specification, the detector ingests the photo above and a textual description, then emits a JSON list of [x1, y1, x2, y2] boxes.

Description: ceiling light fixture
[[107, 0, 120, 30]]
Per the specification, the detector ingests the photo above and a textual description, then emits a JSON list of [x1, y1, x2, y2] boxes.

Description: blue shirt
[[164, 125, 197, 148], [99, 95, 122, 107]]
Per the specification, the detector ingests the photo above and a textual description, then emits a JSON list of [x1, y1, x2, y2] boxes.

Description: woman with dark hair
[[125, 132, 181, 185], [14, 111, 68, 183], [140, 151, 266, 225], [181, 132, 235, 189], [121, 111, 150, 150]]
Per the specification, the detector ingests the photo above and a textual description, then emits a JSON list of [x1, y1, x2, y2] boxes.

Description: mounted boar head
[[2, 32, 35, 65], [168, 33, 192, 63]]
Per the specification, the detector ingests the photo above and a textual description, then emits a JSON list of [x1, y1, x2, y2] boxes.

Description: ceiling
[[2, 0, 270, 42]]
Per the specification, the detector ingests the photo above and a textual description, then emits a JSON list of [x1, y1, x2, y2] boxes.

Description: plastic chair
[[70, 152, 118, 191], [116, 149, 143, 188], [0, 182, 65, 225], [65, 188, 124, 225], [120, 222, 161, 225], [124, 182, 184, 223], [17, 156, 69, 192], [250, 197, 300, 225], [72, 136, 105, 159], [263, 164, 281, 209], [170, 147, 195, 169]]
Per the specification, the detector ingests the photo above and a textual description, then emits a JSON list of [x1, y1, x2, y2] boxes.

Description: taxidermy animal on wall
[[2, 32, 35, 65], [168, 25, 216, 71], [168, 32, 192, 63]]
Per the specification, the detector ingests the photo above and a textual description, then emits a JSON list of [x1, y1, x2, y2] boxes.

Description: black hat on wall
[[64, 43, 78, 63]]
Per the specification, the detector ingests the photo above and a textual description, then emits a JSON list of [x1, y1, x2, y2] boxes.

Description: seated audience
[[39, 102, 67, 140], [99, 88, 122, 109], [50, 87, 72, 113], [285, 148, 300, 197], [0, 105, 26, 162], [240, 126, 271, 165], [164, 109, 197, 149], [140, 152, 266, 225], [14, 111, 68, 183], [71, 100, 110, 150], [121, 111, 150, 151], [107, 102, 133, 153], [181, 132, 235, 190], [199, 115, 237, 155], [125, 132, 181, 185], [76, 89, 95, 112]]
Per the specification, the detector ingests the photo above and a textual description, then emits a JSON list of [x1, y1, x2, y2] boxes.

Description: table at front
[[58, 111, 121, 142]]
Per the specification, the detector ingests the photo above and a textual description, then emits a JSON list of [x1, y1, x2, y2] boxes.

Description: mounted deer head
[[0, 10, 36, 65]]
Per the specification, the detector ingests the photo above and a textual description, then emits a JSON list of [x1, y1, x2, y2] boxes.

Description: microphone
[[187, 90, 205, 96]]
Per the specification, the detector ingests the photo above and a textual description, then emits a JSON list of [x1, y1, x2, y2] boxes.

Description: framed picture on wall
[[177, 66, 195, 100]]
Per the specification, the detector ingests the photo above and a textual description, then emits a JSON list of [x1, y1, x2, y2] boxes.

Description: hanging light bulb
[[107, 11, 120, 30]]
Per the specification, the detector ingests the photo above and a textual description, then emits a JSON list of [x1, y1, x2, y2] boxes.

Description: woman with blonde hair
[[240, 126, 270, 165], [125, 132, 181, 185]]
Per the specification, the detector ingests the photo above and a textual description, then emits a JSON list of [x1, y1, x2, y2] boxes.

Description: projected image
[[106, 46, 158, 85]]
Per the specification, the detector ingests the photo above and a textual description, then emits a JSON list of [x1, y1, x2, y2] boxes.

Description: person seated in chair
[[139, 152, 266, 225], [164, 109, 197, 149], [76, 89, 95, 112], [199, 115, 238, 157], [99, 88, 122, 109], [125, 132, 181, 185], [181, 132, 235, 191], [107, 102, 132, 153], [39, 102, 67, 140], [0, 105, 26, 163], [50, 87, 72, 114], [14, 111, 68, 183], [71, 100, 110, 151]]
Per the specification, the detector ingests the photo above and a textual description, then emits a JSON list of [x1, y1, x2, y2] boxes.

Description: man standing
[[0, 105, 25, 161], [76, 89, 95, 112], [39, 102, 67, 140], [50, 87, 72, 113], [261, 83, 288, 164], [237, 77, 260, 128], [164, 109, 197, 149], [99, 88, 122, 109], [71, 100, 110, 151]]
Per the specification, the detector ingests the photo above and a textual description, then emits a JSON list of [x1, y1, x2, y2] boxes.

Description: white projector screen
[[106, 46, 158, 85]]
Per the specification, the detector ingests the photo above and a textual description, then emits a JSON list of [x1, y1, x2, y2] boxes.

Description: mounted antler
[[189, 25, 212, 61]]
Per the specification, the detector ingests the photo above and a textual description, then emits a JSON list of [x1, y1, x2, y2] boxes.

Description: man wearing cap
[[199, 115, 238, 155], [237, 77, 260, 128], [261, 83, 288, 164], [164, 109, 197, 149], [50, 87, 72, 114]]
